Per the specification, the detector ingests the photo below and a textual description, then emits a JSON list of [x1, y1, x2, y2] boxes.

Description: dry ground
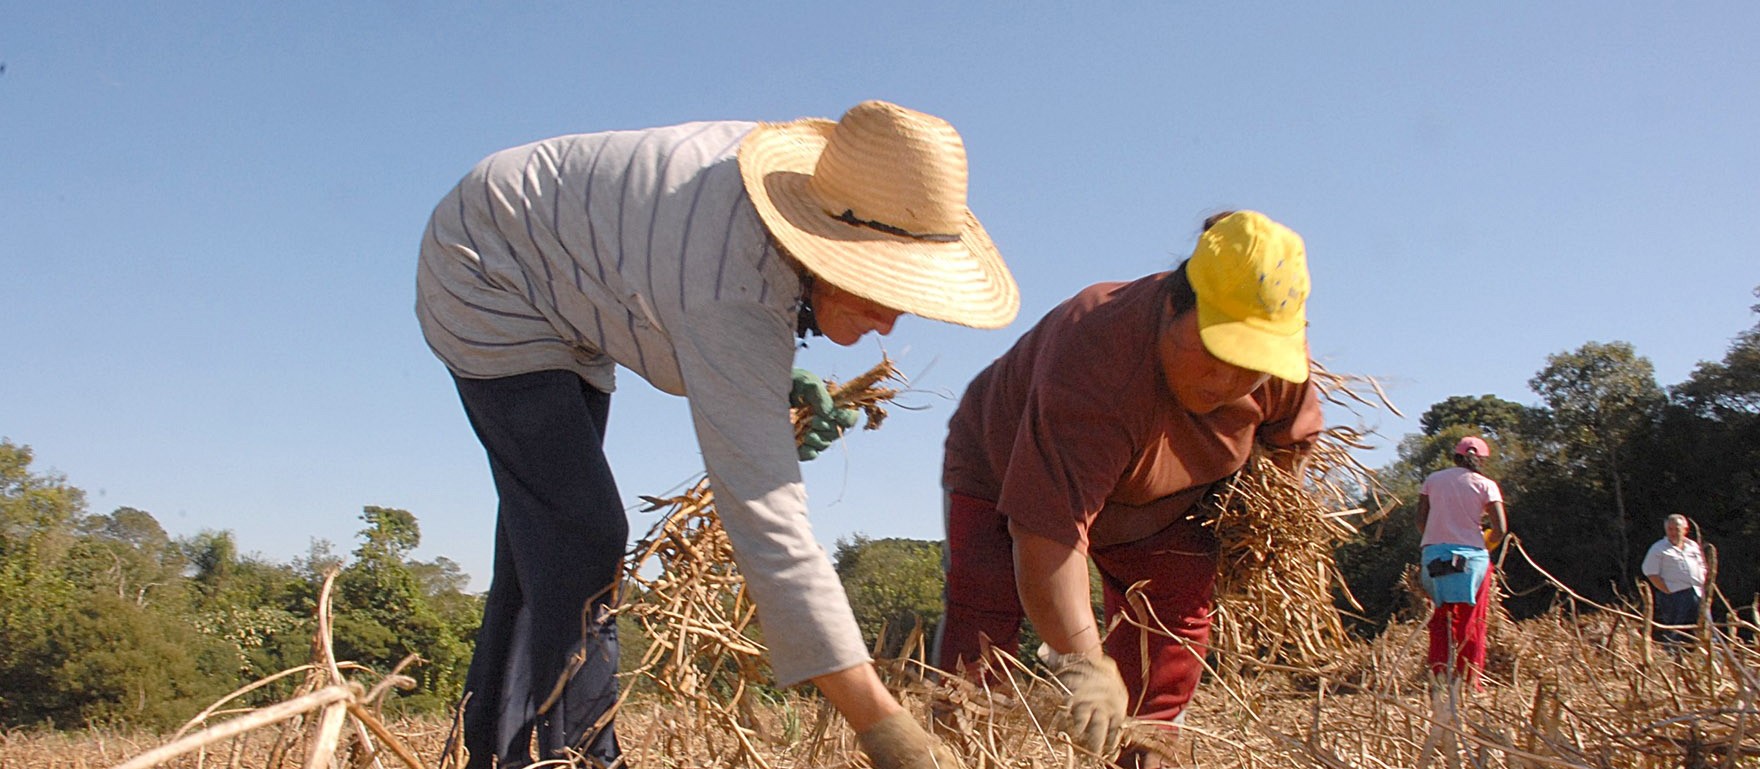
[[8, 605, 1756, 769], [11, 367, 1751, 768]]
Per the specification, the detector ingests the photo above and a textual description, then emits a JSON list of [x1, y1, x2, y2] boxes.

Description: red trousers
[[936, 492, 1216, 724], [1427, 570, 1493, 682]]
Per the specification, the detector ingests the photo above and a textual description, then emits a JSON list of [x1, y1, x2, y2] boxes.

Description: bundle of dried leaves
[[607, 358, 907, 768], [1196, 363, 1401, 674]]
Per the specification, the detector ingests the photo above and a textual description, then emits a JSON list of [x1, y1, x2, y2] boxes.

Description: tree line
[[1338, 288, 1760, 626], [4, 288, 1754, 731], [0, 447, 481, 729]]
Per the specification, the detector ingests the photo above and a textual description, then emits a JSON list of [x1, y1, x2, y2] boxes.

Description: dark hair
[[1202, 210, 1239, 232], [1163, 211, 1233, 316], [1453, 451, 1487, 473], [769, 234, 823, 341], [794, 270, 822, 340], [1166, 262, 1198, 316]]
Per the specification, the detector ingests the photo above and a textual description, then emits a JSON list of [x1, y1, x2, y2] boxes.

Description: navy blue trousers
[[454, 370, 626, 768], [1653, 587, 1700, 646]]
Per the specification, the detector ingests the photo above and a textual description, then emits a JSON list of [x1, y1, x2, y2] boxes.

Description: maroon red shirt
[[944, 273, 1324, 550]]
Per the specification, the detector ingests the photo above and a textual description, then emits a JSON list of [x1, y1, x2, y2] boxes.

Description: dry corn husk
[[605, 358, 908, 768], [1195, 363, 1400, 675]]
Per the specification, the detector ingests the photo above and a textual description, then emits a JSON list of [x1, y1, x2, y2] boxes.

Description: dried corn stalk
[[608, 358, 905, 767], [1198, 364, 1401, 673], [111, 572, 428, 769]]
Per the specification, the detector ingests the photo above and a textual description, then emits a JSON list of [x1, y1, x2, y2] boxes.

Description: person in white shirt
[[417, 101, 1018, 769], [1642, 513, 1706, 644]]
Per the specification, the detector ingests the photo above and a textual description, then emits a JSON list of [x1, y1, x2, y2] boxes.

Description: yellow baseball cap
[[1186, 211, 1310, 383]]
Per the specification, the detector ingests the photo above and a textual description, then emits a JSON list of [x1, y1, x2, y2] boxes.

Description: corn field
[[16, 360, 1759, 769]]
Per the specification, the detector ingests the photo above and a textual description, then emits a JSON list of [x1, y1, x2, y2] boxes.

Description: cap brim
[[1196, 302, 1310, 384], [739, 119, 1019, 329]]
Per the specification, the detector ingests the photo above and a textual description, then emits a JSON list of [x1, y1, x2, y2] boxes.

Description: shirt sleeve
[[670, 298, 870, 687], [1255, 379, 1324, 455], [1641, 541, 1664, 577], [1481, 477, 1504, 505], [994, 340, 1138, 552]]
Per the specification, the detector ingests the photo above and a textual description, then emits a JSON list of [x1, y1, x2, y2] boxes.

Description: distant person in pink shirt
[[1414, 436, 1507, 685]]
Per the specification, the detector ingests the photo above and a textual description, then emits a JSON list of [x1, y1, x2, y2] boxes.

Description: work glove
[[1483, 528, 1502, 551], [857, 710, 965, 769], [790, 368, 860, 461], [1040, 645, 1129, 759]]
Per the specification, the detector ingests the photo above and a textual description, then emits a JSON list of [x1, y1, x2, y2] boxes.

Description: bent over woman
[[418, 101, 1017, 769], [935, 211, 1323, 768]]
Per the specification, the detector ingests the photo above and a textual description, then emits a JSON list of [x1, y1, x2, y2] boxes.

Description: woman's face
[[813, 280, 902, 346], [1159, 309, 1270, 414]]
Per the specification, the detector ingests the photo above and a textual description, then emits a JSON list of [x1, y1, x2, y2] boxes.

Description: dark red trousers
[[936, 492, 1216, 724], [1427, 570, 1493, 683]]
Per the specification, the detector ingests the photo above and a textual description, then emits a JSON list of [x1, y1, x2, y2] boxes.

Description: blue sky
[[4, 3, 1756, 589]]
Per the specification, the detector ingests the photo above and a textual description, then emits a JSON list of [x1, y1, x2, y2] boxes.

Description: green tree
[[185, 529, 239, 590], [180, 538, 310, 686], [37, 592, 237, 729], [180, 528, 314, 682], [0, 441, 492, 727], [0, 440, 87, 722], [75, 507, 188, 608], [833, 536, 944, 659], [1528, 341, 1665, 577], [331, 506, 477, 713], [0, 444, 247, 729], [1397, 396, 1532, 486], [1417, 394, 1532, 444], [1675, 287, 1760, 420]]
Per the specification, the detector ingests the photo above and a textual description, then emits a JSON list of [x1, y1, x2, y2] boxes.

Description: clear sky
[[4, 3, 1756, 590]]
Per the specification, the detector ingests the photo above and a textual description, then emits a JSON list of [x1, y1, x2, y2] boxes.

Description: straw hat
[[738, 100, 1019, 329]]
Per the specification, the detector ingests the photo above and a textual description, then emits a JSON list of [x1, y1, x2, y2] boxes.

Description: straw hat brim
[[739, 119, 1019, 330]]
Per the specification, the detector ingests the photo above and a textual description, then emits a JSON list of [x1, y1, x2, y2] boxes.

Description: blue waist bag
[[1420, 543, 1489, 604]]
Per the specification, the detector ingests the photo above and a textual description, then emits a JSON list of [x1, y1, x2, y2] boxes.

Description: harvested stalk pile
[[606, 358, 909, 768], [1198, 363, 1402, 675], [929, 555, 1760, 769], [1168, 553, 1760, 769]]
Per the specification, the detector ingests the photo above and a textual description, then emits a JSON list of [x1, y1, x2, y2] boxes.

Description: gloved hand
[[857, 710, 965, 769], [790, 368, 860, 461], [1041, 645, 1128, 759]]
